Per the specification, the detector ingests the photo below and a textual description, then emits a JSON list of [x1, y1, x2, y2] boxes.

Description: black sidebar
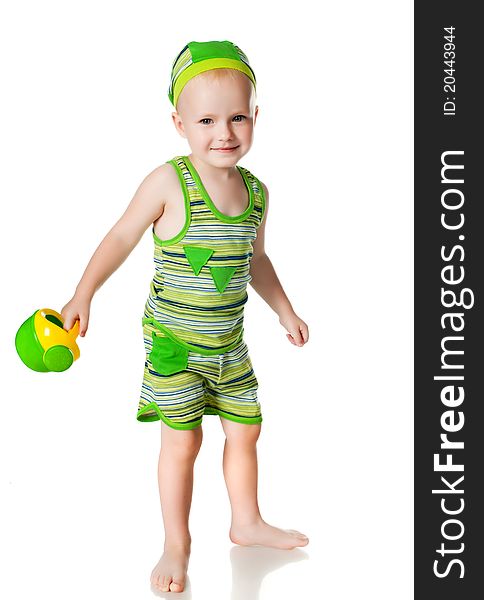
[[415, 2, 483, 598]]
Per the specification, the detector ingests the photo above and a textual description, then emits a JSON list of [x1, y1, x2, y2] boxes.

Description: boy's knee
[[224, 421, 261, 445], [162, 423, 203, 456]]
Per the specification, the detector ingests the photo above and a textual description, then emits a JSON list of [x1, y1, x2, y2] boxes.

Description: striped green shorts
[[137, 321, 262, 430]]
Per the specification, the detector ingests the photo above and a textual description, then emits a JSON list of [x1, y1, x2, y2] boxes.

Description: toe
[[288, 529, 308, 538], [160, 576, 172, 592], [170, 572, 186, 592], [170, 581, 184, 592]]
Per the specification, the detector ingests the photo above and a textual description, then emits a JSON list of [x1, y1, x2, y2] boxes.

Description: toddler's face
[[172, 70, 258, 166]]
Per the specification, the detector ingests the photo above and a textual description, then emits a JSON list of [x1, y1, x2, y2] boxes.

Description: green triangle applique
[[183, 245, 214, 275], [210, 266, 237, 293]]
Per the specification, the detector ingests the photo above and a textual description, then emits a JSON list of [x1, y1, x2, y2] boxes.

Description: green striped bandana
[[168, 40, 257, 108]]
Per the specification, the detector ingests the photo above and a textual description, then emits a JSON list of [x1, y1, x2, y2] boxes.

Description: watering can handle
[[67, 319, 80, 339]]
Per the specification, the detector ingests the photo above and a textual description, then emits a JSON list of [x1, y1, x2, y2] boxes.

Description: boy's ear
[[254, 105, 259, 125], [172, 112, 186, 138]]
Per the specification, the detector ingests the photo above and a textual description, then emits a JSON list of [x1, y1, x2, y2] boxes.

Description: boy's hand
[[61, 294, 91, 337], [279, 312, 309, 347]]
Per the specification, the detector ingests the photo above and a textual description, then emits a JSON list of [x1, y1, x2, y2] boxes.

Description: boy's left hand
[[279, 312, 309, 347]]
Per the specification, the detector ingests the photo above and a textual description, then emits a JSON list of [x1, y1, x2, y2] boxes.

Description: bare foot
[[230, 518, 309, 549], [150, 541, 191, 593]]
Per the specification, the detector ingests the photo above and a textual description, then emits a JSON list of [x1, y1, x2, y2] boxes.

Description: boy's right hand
[[61, 294, 91, 337]]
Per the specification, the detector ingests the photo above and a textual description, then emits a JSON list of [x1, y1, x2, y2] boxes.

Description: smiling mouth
[[211, 146, 239, 150]]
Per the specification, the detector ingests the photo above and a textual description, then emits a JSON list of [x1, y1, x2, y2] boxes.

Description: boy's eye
[[199, 115, 247, 125]]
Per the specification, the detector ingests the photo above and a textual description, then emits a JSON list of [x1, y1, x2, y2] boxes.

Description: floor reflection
[[230, 545, 309, 600], [148, 546, 309, 598]]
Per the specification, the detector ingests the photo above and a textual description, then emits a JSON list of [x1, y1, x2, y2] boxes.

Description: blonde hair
[[177, 68, 256, 110]]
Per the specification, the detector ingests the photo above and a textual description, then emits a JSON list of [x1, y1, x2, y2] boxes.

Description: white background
[[0, 1, 413, 598]]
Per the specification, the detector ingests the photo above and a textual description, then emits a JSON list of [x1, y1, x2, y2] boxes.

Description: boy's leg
[[150, 421, 203, 593], [220, 417, 309, 549]]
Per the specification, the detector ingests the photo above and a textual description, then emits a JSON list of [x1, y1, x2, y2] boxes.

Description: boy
[[61, 40, 309, 593]]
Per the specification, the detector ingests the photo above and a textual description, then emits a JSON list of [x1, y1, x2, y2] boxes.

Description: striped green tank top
[[142, 155, 266, 355]]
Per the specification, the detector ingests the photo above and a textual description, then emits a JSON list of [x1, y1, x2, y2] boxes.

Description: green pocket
[[149, 332, 189, 375]]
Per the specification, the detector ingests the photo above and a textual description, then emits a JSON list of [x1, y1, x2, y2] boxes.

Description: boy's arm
[[62, 163, 171, 334], [249, 182, 309, 346]]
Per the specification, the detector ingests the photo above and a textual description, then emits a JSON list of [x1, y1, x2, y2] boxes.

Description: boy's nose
[[217, 124, 233, 140]]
